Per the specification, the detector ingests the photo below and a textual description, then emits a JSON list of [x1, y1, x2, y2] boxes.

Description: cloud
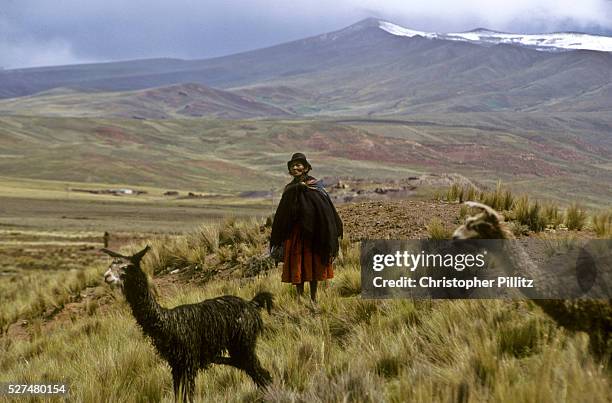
[[361, 0, 612, 32], [1, 0, 610, 69], [0, 39, 86, 69]]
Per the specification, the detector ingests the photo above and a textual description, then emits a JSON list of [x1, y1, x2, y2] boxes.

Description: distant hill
[[0, 83, 291, 119], [0, 114, 609, 206]]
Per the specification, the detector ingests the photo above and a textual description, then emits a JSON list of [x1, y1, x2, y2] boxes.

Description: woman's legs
[[295, 282, 318, 301], [310, 281, 318, 302], [296, 283, 304, 297]]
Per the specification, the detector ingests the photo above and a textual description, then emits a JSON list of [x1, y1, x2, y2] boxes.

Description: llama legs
[[172, 366, 195, 402], [226, 345, 272, 387], [245, 356, 272, 387]]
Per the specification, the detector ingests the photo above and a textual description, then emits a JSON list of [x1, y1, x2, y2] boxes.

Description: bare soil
[[337, 200, 462, 240]]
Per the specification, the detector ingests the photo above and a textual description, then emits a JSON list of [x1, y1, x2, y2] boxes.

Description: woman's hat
[[287, 152, 311, 170]]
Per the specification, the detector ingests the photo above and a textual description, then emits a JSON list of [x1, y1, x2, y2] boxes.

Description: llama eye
[[475, 222, 492, 230]]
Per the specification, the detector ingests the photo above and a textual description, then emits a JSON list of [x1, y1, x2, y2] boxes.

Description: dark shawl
[[270, 176, 343, 263]]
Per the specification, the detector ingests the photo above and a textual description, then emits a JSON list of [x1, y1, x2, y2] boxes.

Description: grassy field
[[0, 217, 609, 402], [0, 113, 610, 207], [0, 109, 609, 401], [0, 175, 276, 233]]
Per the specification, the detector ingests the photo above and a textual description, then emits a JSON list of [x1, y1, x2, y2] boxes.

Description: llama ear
[[131, 245, 151, 263], [100, 248, 128, 259], [464, 201, 503, 223]]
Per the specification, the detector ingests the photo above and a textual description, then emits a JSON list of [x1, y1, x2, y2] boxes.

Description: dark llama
[[101, 246, 273, 402]]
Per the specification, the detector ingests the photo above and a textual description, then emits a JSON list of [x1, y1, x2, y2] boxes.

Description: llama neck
[[499, 231, 550, 298], [496, 227, 537, 277], [122, 265, 165, 337], [501, 240, 539, 279]]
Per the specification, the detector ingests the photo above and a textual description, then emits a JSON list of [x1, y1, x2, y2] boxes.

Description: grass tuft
[[565, 203, 587, 231], [591, 211, 612, 237], [427, 218, 452, 240]]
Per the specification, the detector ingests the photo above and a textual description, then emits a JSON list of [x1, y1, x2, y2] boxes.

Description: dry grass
[[591, 211, 611, 238], [1, 220, 610, 402], [565, 203, 587, 231], [446, 183, 605, 235], [427, 218, 453, 240], [512, 195, 547, 232]]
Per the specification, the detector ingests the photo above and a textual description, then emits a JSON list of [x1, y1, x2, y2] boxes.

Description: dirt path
[[338, 200, 461, 240]]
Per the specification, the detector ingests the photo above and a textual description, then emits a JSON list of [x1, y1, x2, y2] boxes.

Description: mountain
[[378, 21, 612, 53], [0, 18, 611, 116], [0, 19, 610, 205]]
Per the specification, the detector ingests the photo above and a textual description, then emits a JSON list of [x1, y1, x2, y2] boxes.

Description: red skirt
[[281, 225, 334, 284]]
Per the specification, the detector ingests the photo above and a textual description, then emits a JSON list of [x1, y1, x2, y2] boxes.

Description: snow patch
[[378, 21, 612, 53]]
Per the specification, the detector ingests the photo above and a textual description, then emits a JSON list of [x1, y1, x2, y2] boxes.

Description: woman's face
[[289, 162, 306, 177]]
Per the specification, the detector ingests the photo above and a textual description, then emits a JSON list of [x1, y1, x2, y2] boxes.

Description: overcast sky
[[1, 0, 611, 69]]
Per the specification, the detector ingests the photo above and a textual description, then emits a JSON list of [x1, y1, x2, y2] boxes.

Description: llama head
[[101, 246, 150, 286], [453, 201, 511, 240]]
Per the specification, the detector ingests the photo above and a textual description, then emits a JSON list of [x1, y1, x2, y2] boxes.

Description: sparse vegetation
[[565, 203, 587, 231], [446, 183, 463, 203], [542, 233, 577, 258], [427, 217, 452, 240], [591, 211, 612, 238], [143, 217, 268, 277], [512, 196, 547, 232], [458, 204, 469, 221], [447, 183, 606, 235], [0, 243, 103, 331], [543, 203, 564, 229], [478, 181, 514, 211]]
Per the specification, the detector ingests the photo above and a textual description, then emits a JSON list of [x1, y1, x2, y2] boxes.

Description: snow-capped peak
[[378, 21, 612, 53]]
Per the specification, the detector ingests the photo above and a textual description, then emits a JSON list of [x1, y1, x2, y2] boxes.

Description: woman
[[270, 153, 343, 302]]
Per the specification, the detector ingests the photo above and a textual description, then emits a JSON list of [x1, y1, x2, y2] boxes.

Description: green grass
[[2, 265, 609, 402], [2, 221, 609, 402], [0, 264, 102, 331]]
